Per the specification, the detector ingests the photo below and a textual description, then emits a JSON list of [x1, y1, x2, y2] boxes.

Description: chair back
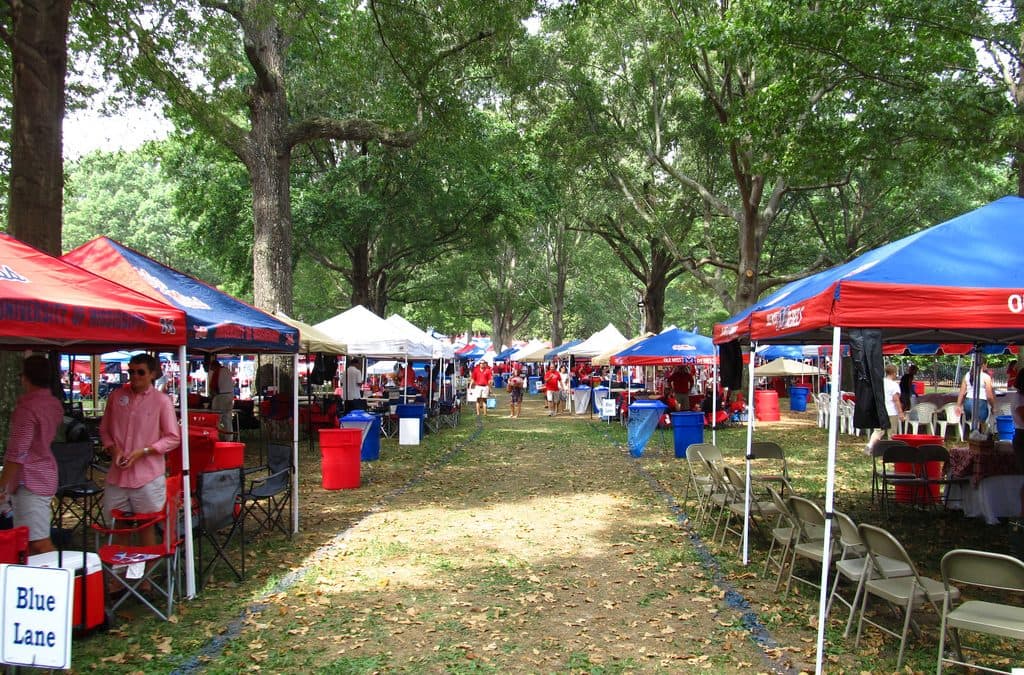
[[766, 486, 792, 521], [857, 523, 919, 579], [915, 443, 949, 463], [51, 441, 95, 488], [832, 510, 862, 550], [265, 443, 293, 492], [690, 443, 722, 464], [881, 443, 921, 464], [910, 401, 937, 421], [941, 548, 1024, 594], [871, 438, 909, 458], [721, 464, 747, 496], [786, 495, 826, 542], [941, 402, 961, 424], [750, 441, 784, 461], [198, 468, 242, 532], [188, 411, 222, 429], [163, 473, 184, 554]]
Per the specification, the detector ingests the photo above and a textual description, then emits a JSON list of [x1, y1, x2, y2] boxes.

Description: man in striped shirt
[[0, 355, 64, 554]]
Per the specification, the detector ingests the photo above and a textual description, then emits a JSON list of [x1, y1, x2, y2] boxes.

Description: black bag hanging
[[308, 353, 331, 386], [849, 329, 887, 430]]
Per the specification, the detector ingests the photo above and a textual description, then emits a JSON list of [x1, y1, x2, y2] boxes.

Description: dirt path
[[201, 397, 789, 673]]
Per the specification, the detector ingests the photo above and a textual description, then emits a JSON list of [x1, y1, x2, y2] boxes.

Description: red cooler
[[319, 428, 361, 489], [210, 441, 245, 470], [28, 550, 104, 631], [890, 434, 944, 503]]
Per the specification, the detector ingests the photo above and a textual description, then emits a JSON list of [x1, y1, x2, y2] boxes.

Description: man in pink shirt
[[0, 355, 64, 554], [100, 353, 180, 551]]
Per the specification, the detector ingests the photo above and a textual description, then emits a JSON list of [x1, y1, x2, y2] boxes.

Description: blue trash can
[[670, 411, 704, 458], [339, 410, 381, 461], [493, 374, 504, 389], [396, 403, 425, 445], [790, 386, 810, 413], [996, 415, 1015, 442], [592, 386, 610, 413], [627, 400, 667, 457]]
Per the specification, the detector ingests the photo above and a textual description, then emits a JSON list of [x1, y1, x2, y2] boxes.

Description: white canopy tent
[[564, 324, 627, 359], [752, 358, 823, 377], [508, 339, 549, 362], [315, 305, 434, 359]]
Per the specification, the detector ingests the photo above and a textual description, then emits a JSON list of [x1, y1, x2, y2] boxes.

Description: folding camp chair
[[749, 441, 790, 495], [195, 468, 244, 588], [240, 442, 292, 538], [93, 473, 184, 621], [51, 441, 105, 548]]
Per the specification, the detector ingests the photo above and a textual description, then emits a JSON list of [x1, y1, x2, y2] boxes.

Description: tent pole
[[813, 327, 843, 675], [712, 349, 719, 446], [742, 341, 756, 565], [292, 352, 300, 534], [179, 345, 196, 599]]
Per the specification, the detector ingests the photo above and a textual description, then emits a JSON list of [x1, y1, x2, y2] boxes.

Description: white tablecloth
[[573, 388, 591, 415], [947, 474, 1024, 525]]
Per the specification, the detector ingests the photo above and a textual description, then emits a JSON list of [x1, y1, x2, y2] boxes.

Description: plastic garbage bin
[[670, 412, 704, 458], [789, 386, 810, 412], [592, 386, 610, 414], [339, 410, 381, 461], [528, 376, 541, 395], [573, 386, 592, 415], [397, 403, 426, 446], [493, 374, 504, 389], [754, 390, 780, 421], [627, 400, 667, 457], [996, 415, 1015, 442], [319, 428, 361, 489]]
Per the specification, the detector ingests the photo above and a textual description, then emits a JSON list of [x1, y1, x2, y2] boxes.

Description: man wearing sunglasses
[[99, 354, 180, 557]]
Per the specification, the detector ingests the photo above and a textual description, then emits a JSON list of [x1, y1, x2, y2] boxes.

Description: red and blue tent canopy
[[64, 237, 298, 353], [0, 233, 185, 351], [610, 328, 717, 366], [714, 196, 1024, 346], [545, 339, 582, 360]]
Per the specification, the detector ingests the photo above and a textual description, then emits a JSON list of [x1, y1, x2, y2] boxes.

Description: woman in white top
[[559, 366, 572, 414], [955, 355, 996, 432]]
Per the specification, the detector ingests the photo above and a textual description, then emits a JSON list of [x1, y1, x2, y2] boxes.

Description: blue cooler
[[670, 412, 704, 458], [396, 403, 425, 445], [339, 410, 381, 461]]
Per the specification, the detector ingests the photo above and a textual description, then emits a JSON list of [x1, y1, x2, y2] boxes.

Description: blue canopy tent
[[714, 196, 1024, 673], [64, 237, 301, 600], [493, 346, 519, 362]]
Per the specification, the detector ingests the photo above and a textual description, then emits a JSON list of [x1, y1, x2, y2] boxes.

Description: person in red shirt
[[470, 360, 493, 416], [667, 365, 694, 411], [544, 364, 562, 416], [0, 355, 64, 554]]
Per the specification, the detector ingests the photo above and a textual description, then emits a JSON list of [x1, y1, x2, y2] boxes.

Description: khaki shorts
[[13, 488, 53, 542], [103, 475, 166, 523], [472, 385, 489, 401]]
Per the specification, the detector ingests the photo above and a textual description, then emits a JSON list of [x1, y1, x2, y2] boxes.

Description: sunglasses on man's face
[[130, 368, 149, 376]]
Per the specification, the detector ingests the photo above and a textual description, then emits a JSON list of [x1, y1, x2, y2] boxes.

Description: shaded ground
[[68, 392, 1023, 673]]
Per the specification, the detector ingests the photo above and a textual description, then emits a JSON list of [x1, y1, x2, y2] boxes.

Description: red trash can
[[319, 428, 361, 489]]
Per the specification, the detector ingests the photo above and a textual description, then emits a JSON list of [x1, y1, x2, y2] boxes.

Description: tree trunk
[[6, 0, 71, 255], [245, 21, 293, 316]]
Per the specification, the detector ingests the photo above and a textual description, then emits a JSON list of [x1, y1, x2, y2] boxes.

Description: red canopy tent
[[0, 233, 185, 350]]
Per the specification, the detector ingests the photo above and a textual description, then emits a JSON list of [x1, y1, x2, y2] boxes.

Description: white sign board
[[600, 398, 617, 419], [0, 564, 73, 669]]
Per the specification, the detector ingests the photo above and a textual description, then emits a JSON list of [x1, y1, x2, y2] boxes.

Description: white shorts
[[103, 475, 166, 523], [472, 385, 489, 401], [546, 390, 557, 402], [13, 488, 53, 542]]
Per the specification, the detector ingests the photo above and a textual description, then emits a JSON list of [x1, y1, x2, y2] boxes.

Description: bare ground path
[[192, 397, 790, 674]]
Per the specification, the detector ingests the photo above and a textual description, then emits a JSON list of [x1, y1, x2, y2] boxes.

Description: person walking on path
[[507, 369, 524, 419], [544, 364, 561, 416], [0, 354, 64, 554], [470, 360, 493, 416]]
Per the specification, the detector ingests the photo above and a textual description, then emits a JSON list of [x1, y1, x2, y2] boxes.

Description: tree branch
[[286, 117, 418, 149]]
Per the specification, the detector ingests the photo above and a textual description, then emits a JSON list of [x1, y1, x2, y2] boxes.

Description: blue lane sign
[[1, 563, 73, 669]]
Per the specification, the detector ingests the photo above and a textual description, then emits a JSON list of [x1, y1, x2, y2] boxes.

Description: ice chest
[[27, 550, 103, 631]]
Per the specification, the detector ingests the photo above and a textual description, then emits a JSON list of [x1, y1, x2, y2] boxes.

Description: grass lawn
[[62, 394, 1022, 673]]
